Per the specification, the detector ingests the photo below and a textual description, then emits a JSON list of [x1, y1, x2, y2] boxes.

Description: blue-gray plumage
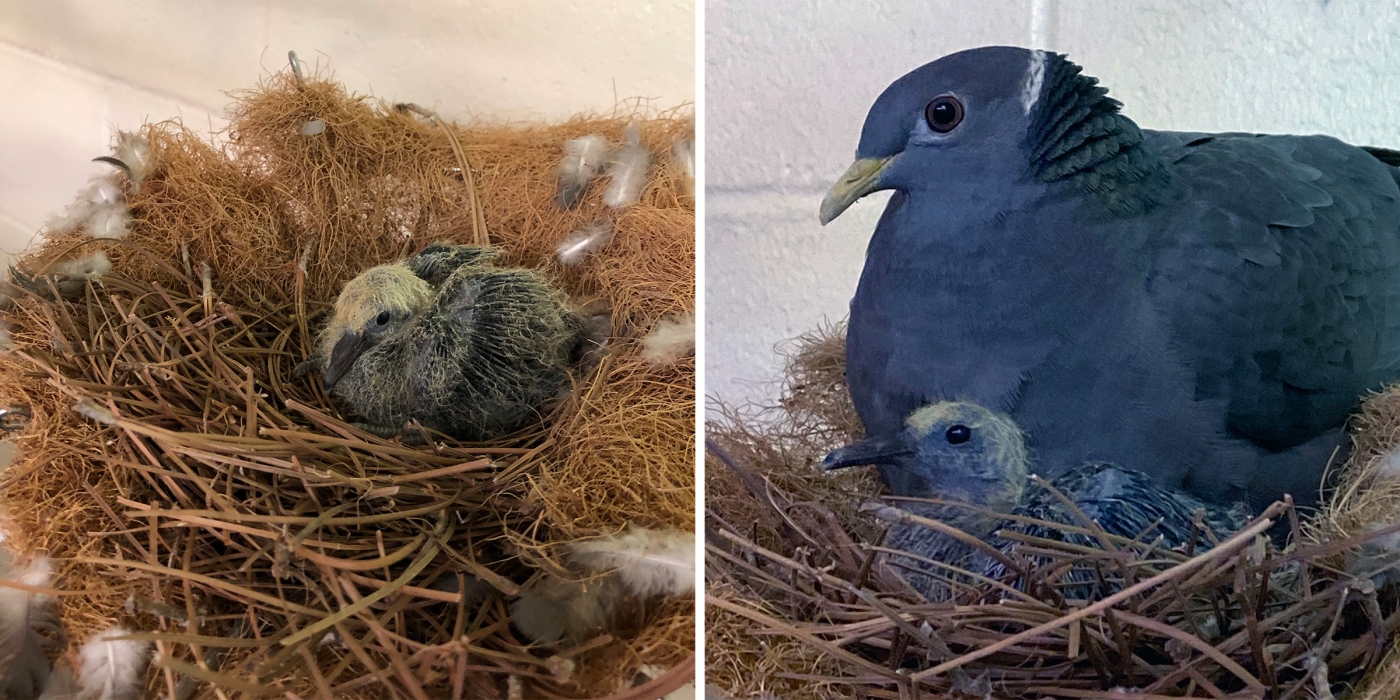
[[822, 46, 1400, 510], [824, 401, 1247, 599]]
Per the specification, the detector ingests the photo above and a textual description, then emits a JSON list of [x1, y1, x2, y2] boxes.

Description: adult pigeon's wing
[[407, 243, 499, 286], [1145, 131, 1400, 450]]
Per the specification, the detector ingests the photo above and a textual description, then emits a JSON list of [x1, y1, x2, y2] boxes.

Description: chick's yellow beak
[[819, 156, 895, 225]]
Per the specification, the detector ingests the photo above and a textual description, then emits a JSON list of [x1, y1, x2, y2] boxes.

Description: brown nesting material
[[534, 353, 696, 538], [707, 325, 1400, 700], [704, 324, 878, 700], [0, 66, 693, 699], [1310, 385, 1400, 700], [1309, 387, 1400, 547]]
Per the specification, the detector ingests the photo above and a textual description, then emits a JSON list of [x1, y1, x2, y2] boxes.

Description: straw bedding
[[707, 324, 1400, 700], [0, 66, 694, 699]]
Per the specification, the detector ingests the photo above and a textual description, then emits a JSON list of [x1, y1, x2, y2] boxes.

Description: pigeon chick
[[825, 401, 1247, 600], [310, 243, 593, 441], [821, 45, 1400, 511]]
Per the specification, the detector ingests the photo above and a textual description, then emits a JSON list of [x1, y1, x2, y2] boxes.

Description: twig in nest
[[395, 103, 489, 247], [287, 50, 305, 86]]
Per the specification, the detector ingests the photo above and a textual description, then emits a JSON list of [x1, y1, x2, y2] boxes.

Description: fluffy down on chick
[[309, 243, 597, 441]]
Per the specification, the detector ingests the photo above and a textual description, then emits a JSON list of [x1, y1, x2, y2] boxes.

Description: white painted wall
[[0, 0, 695, 260], [705, 0, 1400, 407]]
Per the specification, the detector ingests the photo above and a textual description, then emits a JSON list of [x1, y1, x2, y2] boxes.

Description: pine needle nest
[[0, 65, 693, 699], [706, 324, 1400, 700]]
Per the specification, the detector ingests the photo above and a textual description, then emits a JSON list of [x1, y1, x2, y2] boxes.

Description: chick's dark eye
[[375, 311, 391, 326], [945, 424, 972, 445], [924, 95, 964, 133]]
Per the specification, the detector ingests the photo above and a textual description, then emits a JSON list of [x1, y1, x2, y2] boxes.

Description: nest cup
[[707, 324, 1400, 700], [0, 65, 694, 699]]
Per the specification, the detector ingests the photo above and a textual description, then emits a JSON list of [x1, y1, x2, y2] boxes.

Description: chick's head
[[824, 400, 1028, 511], [318, 263, 433, 389]]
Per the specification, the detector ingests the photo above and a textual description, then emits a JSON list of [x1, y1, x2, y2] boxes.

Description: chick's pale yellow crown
[[905, 401, 1029, 476], [320, 264, 433, 347]]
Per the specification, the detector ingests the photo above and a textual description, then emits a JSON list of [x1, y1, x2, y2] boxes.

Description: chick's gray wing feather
[[407, 243, 499, 286], [977, 465, 1247, 586], [1145, 132, 1400, 448], [403, 264, 582, 438]]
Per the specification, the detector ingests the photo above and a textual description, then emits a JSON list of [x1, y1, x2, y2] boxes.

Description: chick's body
[[315, 244, 586, 441], [826, 401, 1247, 600]]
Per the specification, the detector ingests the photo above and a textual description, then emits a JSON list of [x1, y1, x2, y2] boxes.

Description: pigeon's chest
[[847, 202, 1131, 422]]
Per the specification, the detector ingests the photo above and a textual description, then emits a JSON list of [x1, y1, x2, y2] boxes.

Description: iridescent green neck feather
[[1024, 54, 1170, 216]]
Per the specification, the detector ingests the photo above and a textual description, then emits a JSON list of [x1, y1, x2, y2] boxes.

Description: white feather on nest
[[604, 124, 652, 208], [0, 556, 60, 699], [555, 222, 614, 266], [510, 526, 695, 644], [641, 313, 696, 365], [52, 252, 112, 280], [84, 207, 131, 240], [555, 134, 609, 209], [109, 132, 152, 192], [570, 526, 694, 597], [76, 626, 150, 700], [48, 132, 152, 239], [44, 177, 124, 237]]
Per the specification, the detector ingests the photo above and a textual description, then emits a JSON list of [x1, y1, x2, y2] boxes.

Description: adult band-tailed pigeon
[[821, 46, 1400, 510]]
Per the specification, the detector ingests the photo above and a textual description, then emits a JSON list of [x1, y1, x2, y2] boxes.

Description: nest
[[706, 324, 1400, 700], [0, 65, 694, 698]]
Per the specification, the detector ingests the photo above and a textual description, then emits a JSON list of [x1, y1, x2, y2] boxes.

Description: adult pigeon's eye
[[924, 95, 964, 133], [945, 424, 972, 445], [375, 311, 391, 326]]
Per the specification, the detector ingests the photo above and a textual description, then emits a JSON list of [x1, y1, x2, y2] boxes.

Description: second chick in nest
[[306, 243, 603, 442]]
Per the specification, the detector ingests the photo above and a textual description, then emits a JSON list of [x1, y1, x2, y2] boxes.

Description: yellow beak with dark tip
[[819, 156, 896, 225]]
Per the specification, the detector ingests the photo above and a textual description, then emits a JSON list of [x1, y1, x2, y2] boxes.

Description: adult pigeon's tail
[[1361, 146, 1400, 168], [1362, 146, 1400, 192]]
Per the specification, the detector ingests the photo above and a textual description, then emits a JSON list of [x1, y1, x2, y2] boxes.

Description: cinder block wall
[[0, 0, 695, 261], [705, 0, 1400, 407]]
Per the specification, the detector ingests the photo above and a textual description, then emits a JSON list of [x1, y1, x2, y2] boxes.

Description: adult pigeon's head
[[821, 46, 1158, 223], [823, 400, 1029, 512], [318, 263, 433, 390]]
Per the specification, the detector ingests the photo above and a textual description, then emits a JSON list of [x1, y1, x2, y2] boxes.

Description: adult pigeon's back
[[819, 46, 1400, 509]]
